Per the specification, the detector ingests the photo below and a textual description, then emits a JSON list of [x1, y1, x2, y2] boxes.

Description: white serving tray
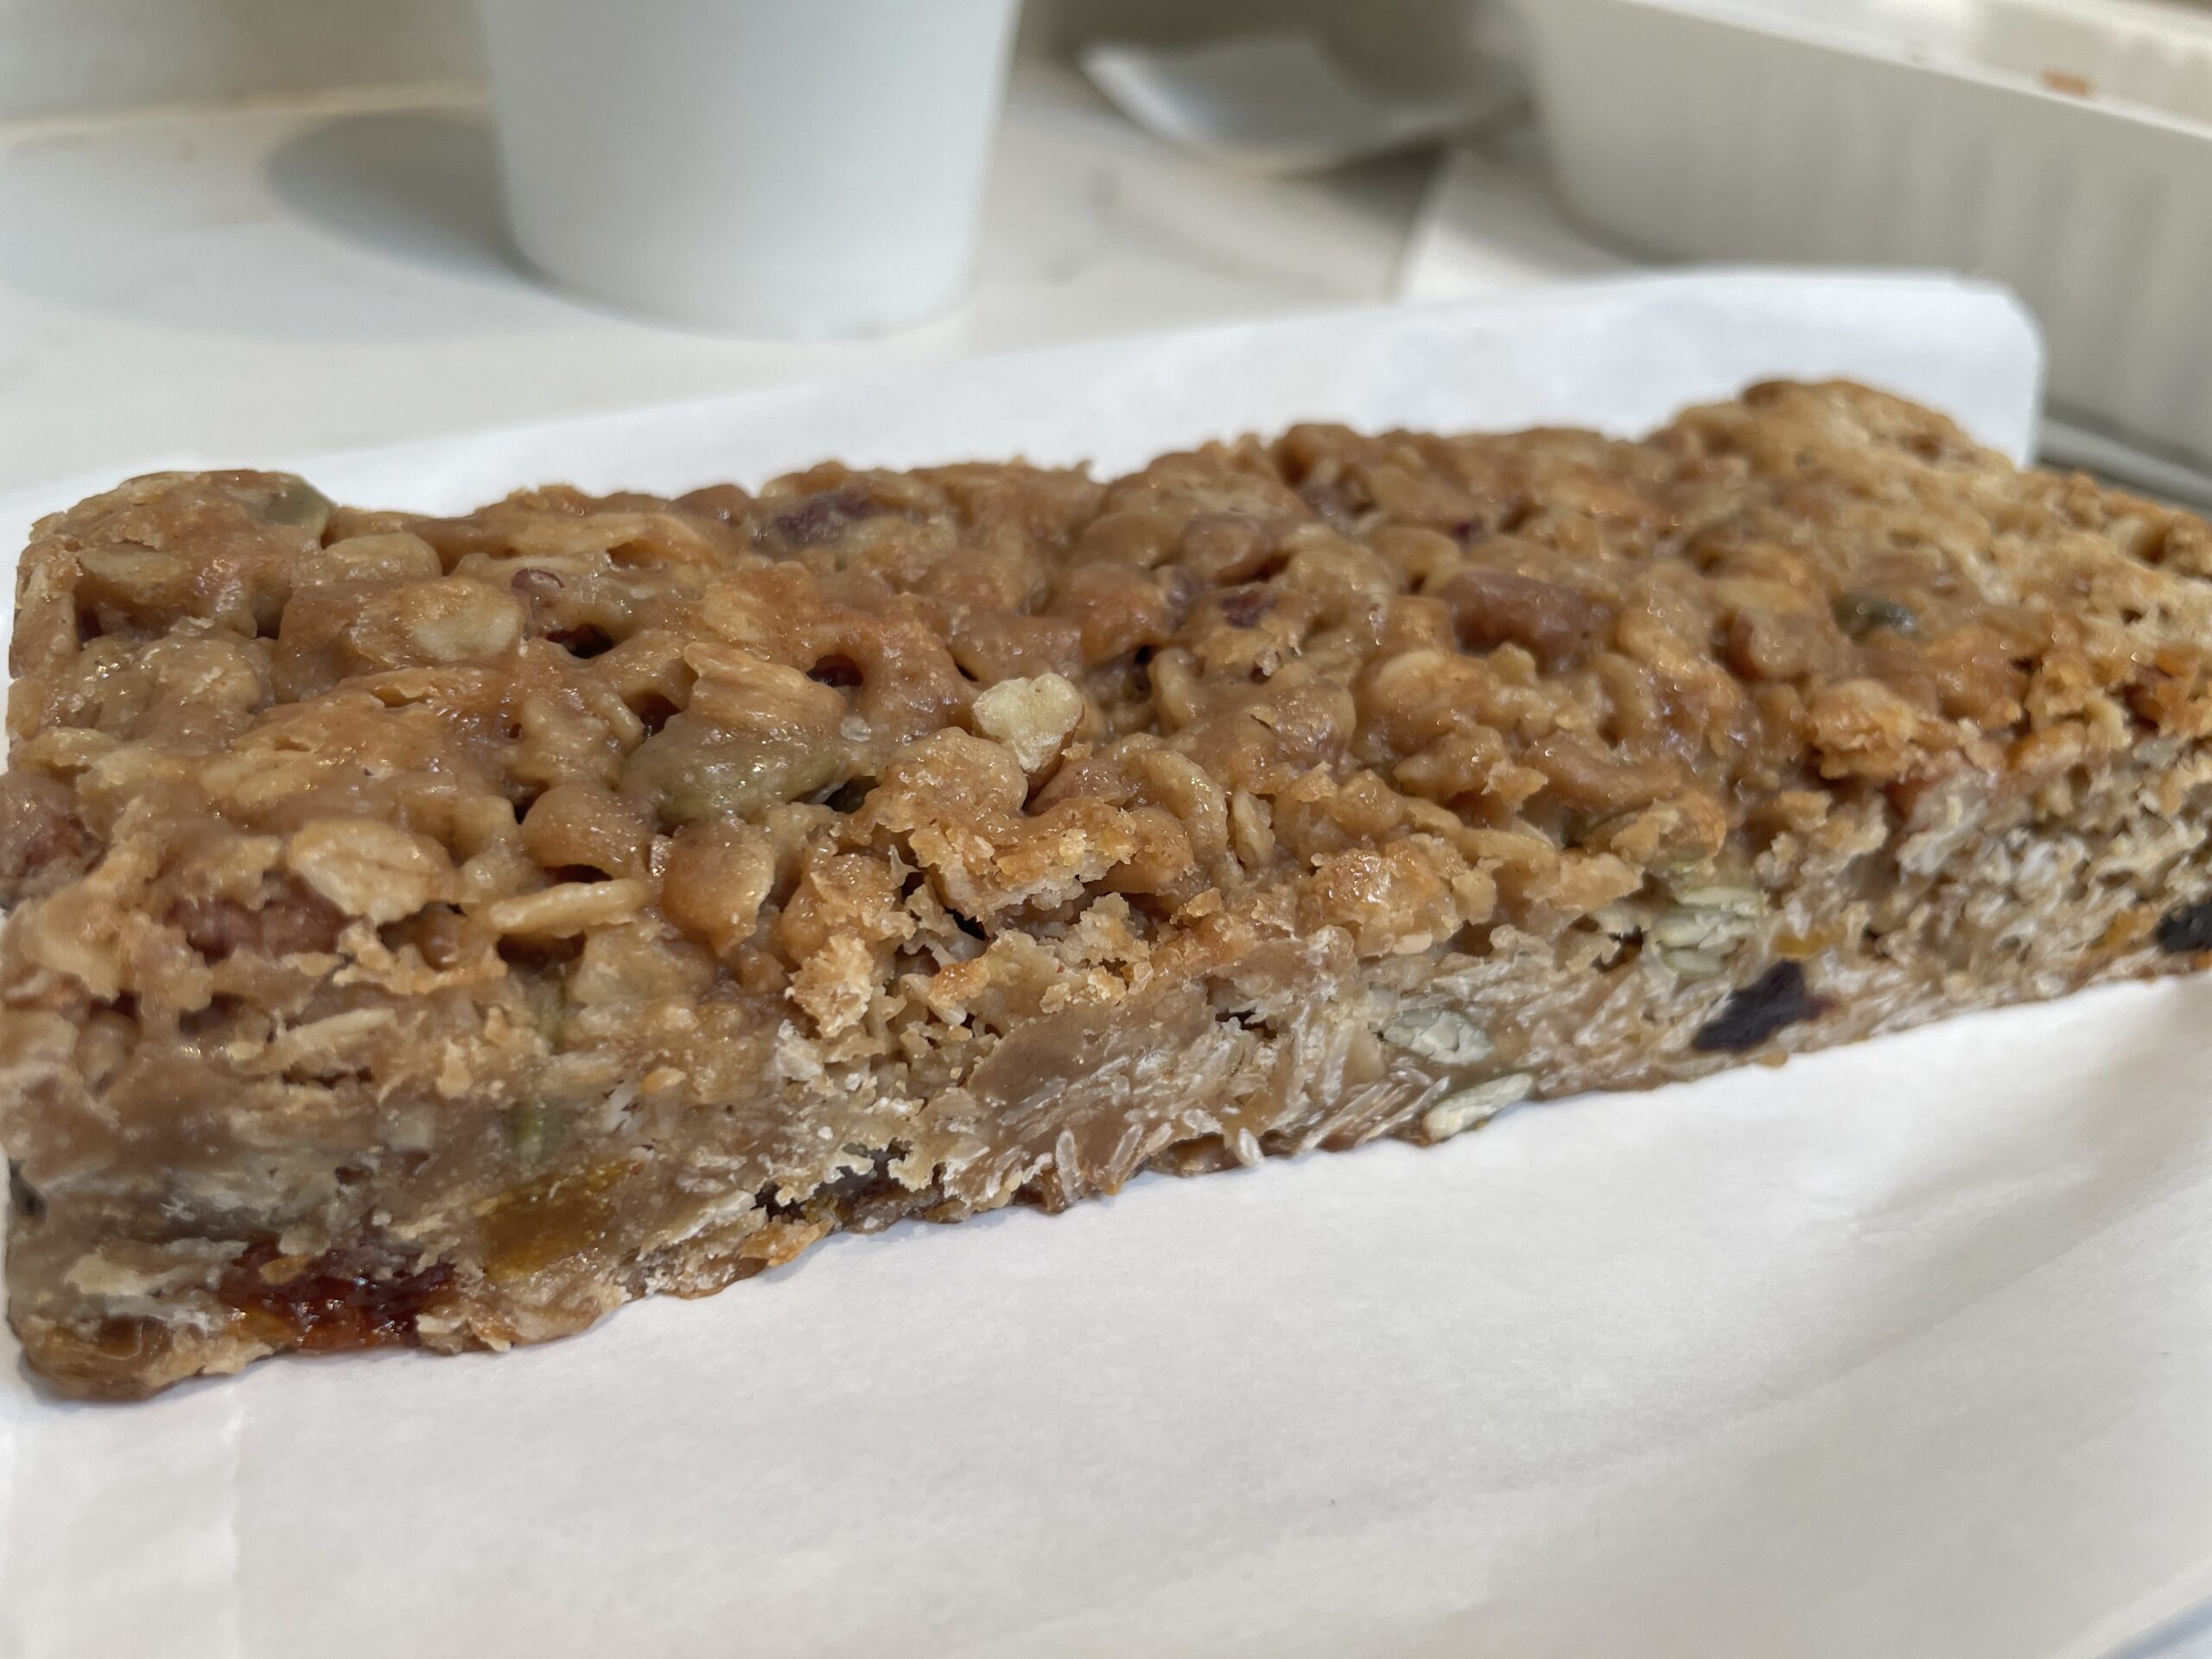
[[1517, 0, 2212, 470]]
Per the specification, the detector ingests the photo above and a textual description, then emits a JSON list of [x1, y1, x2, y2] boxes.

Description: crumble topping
[[7, 382, 2212, 1093]]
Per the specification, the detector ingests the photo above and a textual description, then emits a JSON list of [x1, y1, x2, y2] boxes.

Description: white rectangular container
[[1516, 0, 2212, 469]]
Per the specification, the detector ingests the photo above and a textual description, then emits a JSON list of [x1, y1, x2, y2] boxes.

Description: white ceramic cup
[[480, 0, 1022, 338]]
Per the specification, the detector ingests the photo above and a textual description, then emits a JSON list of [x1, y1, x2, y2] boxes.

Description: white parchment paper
[[10, 274, 2209, 1659]]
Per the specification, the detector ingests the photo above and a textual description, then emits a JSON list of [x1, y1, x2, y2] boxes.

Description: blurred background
[[0, 0, 1491, 119], [3, 0, 2209, 504]]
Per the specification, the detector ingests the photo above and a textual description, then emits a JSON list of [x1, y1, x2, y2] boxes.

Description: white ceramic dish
[[1516, 0, 2212, 468], [1077, 31, 1517, 174]]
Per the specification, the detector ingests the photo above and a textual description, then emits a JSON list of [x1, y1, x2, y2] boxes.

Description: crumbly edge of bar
[[11, 745, 2210, 1400]]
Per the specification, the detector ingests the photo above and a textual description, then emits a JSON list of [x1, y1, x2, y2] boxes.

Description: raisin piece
[[218, 1239, 452, 1351], [173, 899, 258, 958], [391, 903, 469, 969], [170, 876, 346, 960], [249, 887, 346, 957], [2155, 899, 2212, 955], [1216, 586, 1275, 629], [769, 486, 887, 547], [9, 1160, 46, 1222], [1692, 961, 1830, 1053]]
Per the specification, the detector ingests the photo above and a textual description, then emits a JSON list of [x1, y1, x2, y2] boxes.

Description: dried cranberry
[[770, 486, 885, 546], [2156, 899, 2212, 955], [219, 1239, 452, 1351]]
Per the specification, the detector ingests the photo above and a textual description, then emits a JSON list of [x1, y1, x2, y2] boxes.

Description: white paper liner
[[15, 276, 2202, 1659]]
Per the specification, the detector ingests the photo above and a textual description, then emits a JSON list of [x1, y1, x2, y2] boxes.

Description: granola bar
[[6, 380, 2211, 1398]]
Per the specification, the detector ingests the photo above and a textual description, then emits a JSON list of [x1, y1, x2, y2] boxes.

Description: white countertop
[[0, 60, 1612, 496]]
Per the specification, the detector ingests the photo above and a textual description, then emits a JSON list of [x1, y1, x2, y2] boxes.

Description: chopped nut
[[403, 579, 523, 663], [1421, 1072, 1535, 1141], [970, 673, 1085, 772]]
